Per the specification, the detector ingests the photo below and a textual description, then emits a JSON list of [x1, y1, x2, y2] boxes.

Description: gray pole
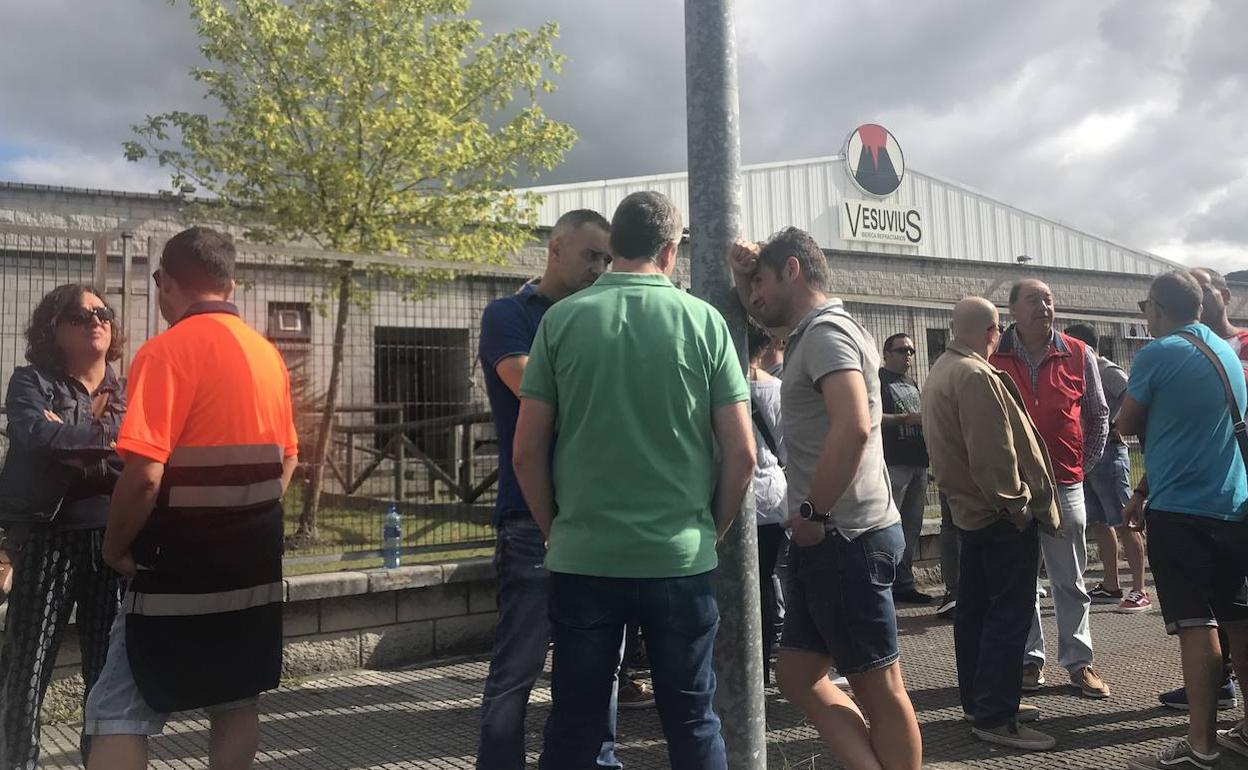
[[685, 2, 767, 768]]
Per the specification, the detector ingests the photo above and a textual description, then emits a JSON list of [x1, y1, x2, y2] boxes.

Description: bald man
[[924, 298, 1062, 752]]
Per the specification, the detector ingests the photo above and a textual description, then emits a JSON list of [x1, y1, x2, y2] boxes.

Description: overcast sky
[[2, 0, 1246, 271]]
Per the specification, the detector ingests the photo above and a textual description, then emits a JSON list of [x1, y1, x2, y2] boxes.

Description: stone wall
[[0, 557, 500, 724]]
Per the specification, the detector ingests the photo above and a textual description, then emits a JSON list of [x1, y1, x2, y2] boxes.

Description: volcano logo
[[846, 124, 904, 197]]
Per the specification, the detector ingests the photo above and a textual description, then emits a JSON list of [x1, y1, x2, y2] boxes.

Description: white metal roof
[[522, 155, 1181, 276]]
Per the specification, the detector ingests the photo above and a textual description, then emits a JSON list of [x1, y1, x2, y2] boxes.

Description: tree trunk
[[293, 262, 353, 545]]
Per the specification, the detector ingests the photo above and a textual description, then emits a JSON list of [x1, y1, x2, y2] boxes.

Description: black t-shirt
[[879, 368, 929, 467]]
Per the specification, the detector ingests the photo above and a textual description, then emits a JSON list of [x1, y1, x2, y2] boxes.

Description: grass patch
[[282, 546, 494, 576], [279, 485, 495, 574]]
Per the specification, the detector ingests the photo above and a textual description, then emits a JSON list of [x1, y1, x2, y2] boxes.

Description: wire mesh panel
[[226, 253, 536, 562], [0, 220, 1174, 567]]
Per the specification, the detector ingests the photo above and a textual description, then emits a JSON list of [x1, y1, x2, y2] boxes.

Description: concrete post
[[685, 2, 767, 768]]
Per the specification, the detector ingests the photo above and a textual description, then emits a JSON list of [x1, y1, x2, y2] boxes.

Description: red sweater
[[990, 330, 1090, 486]]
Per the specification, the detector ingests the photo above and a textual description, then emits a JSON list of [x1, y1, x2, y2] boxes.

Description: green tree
[[126, 0, 575, 543]]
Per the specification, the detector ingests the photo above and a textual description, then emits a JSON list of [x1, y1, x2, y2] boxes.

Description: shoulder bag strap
[[1174, 331, 1248, 476], [750, 394, 781, 464]]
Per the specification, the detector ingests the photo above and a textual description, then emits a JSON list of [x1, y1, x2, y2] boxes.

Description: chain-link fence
[[0, 223, 543, 568], [0, 221, 1167, 567]]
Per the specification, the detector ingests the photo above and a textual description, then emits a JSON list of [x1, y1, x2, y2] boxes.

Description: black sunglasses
[[152, 269, 162, 288], [888, 347, 916, 356], [61, 306, 115, 327]]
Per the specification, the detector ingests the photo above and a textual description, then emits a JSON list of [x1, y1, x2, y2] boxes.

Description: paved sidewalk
[[40, 582, 1248, 769]]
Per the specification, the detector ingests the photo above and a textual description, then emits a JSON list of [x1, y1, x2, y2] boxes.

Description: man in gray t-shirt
[[782, 303, 899, 538], [728, 228, 920, 770]]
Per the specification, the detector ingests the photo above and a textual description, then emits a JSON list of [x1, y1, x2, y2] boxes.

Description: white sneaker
[[972, 721, 1056, 752]]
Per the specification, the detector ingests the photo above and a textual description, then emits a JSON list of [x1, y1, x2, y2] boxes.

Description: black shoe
[[893, 588, 934, 605], [936, 594, 957, 617]]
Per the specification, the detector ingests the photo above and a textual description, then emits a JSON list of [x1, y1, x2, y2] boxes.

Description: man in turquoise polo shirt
[[1117, 270, 1248, 770], [513, 190, 756, 770]]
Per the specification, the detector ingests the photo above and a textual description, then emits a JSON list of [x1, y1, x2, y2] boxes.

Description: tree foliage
[[126, 0, 575, 540]]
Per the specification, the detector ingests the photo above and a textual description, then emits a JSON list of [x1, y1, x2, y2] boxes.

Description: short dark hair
[[160, 226, 236, 294], [747, 321, 772, 363], [882, 333, 911, 352], [1151, 270, 1202, 323], [609, 191, 682, 261], [553, 209, 610, 235], [757, 227, 828, 290], [25, 284, 126, 371], [1063, 323, 1098, 349]]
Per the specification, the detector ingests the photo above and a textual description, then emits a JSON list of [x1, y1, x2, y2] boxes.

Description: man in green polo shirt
[[513, 190, 756, 770]]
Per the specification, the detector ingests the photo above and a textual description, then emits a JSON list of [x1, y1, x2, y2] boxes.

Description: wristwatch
[[799, 500, 830, 523]]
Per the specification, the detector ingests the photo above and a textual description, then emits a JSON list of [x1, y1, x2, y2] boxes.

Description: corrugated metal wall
[[525, 156, 1179, 276]]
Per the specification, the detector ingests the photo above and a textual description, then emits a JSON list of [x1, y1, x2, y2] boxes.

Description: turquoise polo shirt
[[1129, 323, 1248, 521], [520, 271, 749, 578]]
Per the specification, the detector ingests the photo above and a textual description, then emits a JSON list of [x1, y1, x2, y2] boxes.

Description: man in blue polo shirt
[[1117, 270, 1248, 770], [475, 209, 620, 770]]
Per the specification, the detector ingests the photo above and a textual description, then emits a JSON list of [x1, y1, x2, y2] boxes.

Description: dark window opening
[[373, 327, 471, 459], [926, 328, 948, 367]]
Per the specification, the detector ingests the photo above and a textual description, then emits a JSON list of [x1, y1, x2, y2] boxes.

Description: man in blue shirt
[[1117, 270, 1248, 770], [475, 209, 622, 770]]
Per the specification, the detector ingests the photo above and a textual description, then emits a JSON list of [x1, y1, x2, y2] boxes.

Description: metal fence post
[[93, 236, 109, 295], [394, 434, 406, 502], [119, 232, 133, 374], [685, 1, 767, 767]]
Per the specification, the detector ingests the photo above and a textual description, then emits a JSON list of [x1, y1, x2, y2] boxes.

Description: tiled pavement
[[39, 578, 1248, 769]]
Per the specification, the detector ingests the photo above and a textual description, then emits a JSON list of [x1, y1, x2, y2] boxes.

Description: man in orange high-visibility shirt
[[85, 227, 298, 770]]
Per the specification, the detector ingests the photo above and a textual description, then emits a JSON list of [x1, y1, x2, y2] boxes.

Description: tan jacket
[[922, 341, 1061, 534]]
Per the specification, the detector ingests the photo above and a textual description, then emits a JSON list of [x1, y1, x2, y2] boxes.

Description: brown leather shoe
[[1071, 665, 1110, 698], [1022, 663, 1045, 692]]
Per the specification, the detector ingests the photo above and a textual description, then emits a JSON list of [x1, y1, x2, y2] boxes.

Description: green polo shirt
[[520, 271, 749, 578]]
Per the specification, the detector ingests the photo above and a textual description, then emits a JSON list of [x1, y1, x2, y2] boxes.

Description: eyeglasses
[[152, 269, 162, 288], [888, 347, 916, 356], [60, 306, 115, 327], [1138, 298, 1163, 313]]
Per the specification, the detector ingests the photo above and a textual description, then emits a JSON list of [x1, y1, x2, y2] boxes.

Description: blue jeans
[[955, 519, 1040, 728], [887, 465, 929, 592], [1084, 441, 1130, 527], [477, 516, 621, 770], [780, 523, 905, 674], [541, 570, 725, 770]]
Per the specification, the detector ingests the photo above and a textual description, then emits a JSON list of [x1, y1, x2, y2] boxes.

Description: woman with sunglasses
[[0, 284, 126, 768]]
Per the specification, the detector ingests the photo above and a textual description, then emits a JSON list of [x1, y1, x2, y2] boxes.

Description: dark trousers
[[0, 527, 119, 769], [939, 492, 961, 597], [757, 524, 787, 673], [955, 519, 1040, 729], [477, 517, 620, 770], [541, 570, 725, 770]]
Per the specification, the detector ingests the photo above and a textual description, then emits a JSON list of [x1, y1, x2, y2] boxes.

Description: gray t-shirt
[[781, 300, 900, 539], [1097, 356, 1128, 424]]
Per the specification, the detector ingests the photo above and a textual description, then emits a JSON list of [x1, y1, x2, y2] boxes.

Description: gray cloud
[[1, 0, 1246, 270]]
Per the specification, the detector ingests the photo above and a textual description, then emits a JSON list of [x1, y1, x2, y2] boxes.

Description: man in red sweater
[[990, 279, 1110, 699]]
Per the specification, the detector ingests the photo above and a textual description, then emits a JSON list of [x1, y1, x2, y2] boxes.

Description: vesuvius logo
[[846, 123, 904, 197]]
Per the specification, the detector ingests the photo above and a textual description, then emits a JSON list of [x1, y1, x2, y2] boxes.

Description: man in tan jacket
[[923, 297, 1062, 753]]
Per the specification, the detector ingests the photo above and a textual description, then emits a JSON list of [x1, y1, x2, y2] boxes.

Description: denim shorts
[[779, 522, 904, 675], [1084, 442, 1131, 527], [84, 612, 259, 736]]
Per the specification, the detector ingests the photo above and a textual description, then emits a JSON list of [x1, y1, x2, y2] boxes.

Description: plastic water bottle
[[383, 503, 402, 569]]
